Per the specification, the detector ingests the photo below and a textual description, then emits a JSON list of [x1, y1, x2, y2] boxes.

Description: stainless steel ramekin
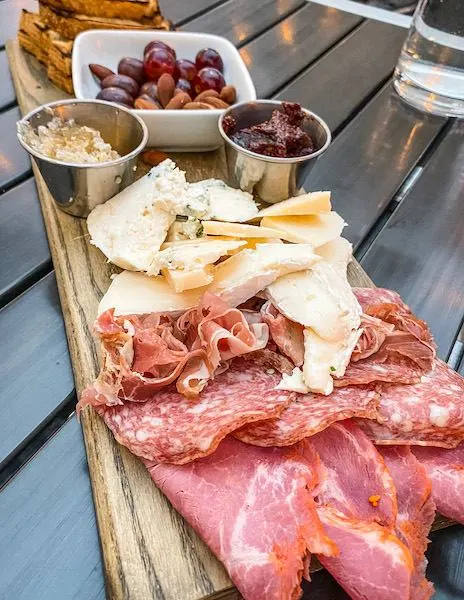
[[17, 99, 148, 217], [218, 100, 331, 204]]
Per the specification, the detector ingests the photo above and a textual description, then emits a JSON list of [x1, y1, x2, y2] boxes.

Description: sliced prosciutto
[[78, 293, 269, 411], [358, 359, 464, 448], [234, 386, 379, 447], [94, 353, 295, 464], [335, 288, 436, 388], [305, 422, 414, 600], [260, 301, 304, 366], [379, 446, 435, 600], [145, 437, 337, 600], [412, 443, 464, 524]]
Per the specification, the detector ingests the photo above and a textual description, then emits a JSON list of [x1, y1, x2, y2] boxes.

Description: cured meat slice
[[412, 443, 464, 524], [95, 354, 295, 464], [359, 359, 464, 448], [351, 314, 395, 362], [336, 360, 422, 387], [260, 301, 304, 366], [234, 386, 379, 447], [379, 446, 435, 600], [305, 422, 414, 600], [78, 293, 269, 411], [145, 437, 337, 600], [354, 287, 411, 313]]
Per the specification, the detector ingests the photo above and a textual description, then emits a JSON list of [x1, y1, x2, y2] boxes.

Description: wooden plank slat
[[0, 417, 105, 600], [0, 0, 37, 48], [0, 272, 74, 468], [239, 3, 362, 98], [304, 83, 445, 250], [0, 177, 50, 305], [182, 0, 305, 47], [361, 120, 464, 360], [0, 49, 16, 109], [160, 0, 226, 26], [276, 19, 406, 131], [0, 105, 31, 191]]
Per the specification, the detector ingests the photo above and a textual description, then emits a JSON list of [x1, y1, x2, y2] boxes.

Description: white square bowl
[[72, 30, 256, 151]]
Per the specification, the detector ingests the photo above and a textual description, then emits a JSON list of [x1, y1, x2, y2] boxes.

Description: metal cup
[[218, 100, 331, 204], [17, 99, 148, 217]]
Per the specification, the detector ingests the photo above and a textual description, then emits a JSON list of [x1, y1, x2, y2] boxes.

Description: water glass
[[393, 0, 464, 117]]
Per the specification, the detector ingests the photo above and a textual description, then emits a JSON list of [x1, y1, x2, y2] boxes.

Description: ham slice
[[145, 437, 337, 600], [412, 443, 464, 525], [306, 422, 414, 600], [94, 353, 295, 464], [260, 301, 304, 367], [379, 446, 435, 600], [358, 359, 464, 448], [234, 386, 379, 447], [78, 293, 269, 411]]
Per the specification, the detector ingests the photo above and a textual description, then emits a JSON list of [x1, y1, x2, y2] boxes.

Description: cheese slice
[[316, 238, 353, 272], [209, 243, 320, 307], [162, 266, 214, 293], [302, 327, 362, 395], [148, 239, 246, 276], [207, 235, 284, 250], [202, 221, 283, 239], [87, 160, 187, 271], [183, 179, 258, 222], [256, 191, 331, 218], [266, 260, 361, 341], [98, 270, 206, 316], [260, 212, 345, 246]]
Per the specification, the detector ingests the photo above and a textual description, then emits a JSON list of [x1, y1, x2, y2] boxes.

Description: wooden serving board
[[7, 40, 453, 600]]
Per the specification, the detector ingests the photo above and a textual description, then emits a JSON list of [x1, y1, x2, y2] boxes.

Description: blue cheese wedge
[[184, 179, 259, 222], [209, 243, 321, 307], [87, 159, 187, 271]]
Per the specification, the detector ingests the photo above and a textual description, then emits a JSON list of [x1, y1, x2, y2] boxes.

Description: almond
[[157, 73, 175, 107], [89, 63, 114, 82], [202, 97, 230, 109], [134, 94, 160, 110], [165, 92, 192, 109], [220, 85, 237, 104], [183, 102, 214, 110], [194, 89, 219, 102], [142, 149, 169, 166]]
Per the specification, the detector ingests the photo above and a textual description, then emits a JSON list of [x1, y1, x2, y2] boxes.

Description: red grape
[[192, 67, 225, 96], [173, 59, 196, 82], [175, 78, 193, 96], [143, 47, 176, 81], [144, 40, 176, 60], [195, 48, 224, 73]]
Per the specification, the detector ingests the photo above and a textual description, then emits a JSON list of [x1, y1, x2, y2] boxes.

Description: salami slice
[[234, 386, 379, 447], [335, 361, 422, 387], [357, 359, 464, 448], [96, 354, 295, 464]]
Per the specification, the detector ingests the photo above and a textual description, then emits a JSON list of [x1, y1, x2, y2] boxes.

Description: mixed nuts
[[89, 41, 237, 110]]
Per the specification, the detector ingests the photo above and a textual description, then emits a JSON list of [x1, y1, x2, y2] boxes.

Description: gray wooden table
[[0, 1, 463, 598]]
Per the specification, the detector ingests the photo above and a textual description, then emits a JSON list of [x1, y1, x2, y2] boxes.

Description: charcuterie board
[[7, 40, 454, 600]]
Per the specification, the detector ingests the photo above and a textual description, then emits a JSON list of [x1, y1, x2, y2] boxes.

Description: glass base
[[393, 71, 464, 118]]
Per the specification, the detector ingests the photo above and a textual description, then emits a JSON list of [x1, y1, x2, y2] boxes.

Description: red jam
[[223, 102, 314, 158]]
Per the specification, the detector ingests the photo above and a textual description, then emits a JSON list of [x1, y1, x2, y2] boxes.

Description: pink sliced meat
[[95, 354, 295, 464], [351, 314, 395, 362], [412, 443, 464, 524], [354, 288, 412, 313], [305, 422, 414, 600], [234, 386, 379, 447], [336, 360, 422, 387], [260, 301, 304, 366], [145, 437, 337, 600], [359, 359, 464, 448], [379, 446, 435, 600]]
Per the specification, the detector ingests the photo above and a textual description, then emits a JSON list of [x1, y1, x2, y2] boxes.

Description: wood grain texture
[[0, 177, 50, 305], [0, 271, 74, 468], [239, 3, 362, 98], [275, 19, 406, 131], [182, 0, 304, 47], [305, 82, 446, 250], [361, 120, 464, 360], [6, 37, 456, 600]]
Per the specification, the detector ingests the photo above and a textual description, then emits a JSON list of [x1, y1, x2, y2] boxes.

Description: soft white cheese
[[185, 179, 259, 222], [316, 237, 353, 273], [276, 367, 310, 394], [208, 243, 321, 307], [87, 159, 187, 271]]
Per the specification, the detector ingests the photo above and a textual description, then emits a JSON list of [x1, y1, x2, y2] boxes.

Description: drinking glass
[[393, 0, 464, 117]]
